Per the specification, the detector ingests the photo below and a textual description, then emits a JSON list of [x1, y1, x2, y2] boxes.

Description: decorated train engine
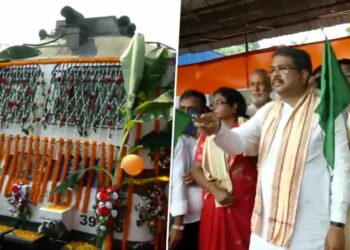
[[0, 6, 174, 250]]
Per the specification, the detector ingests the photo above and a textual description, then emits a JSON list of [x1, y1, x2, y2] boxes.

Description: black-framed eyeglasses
[[269, 65, 299, 75], [212, 100, 228, 107]]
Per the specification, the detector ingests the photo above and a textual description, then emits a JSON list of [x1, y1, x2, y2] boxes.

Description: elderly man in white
[[194, 47, 350, 250]]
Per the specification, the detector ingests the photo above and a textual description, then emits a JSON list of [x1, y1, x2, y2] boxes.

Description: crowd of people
[[169, 46, 350, 250]]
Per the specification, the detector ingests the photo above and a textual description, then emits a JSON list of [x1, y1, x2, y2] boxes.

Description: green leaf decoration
[[138, 46, 168, 96], [173, 109, 192, 147], [134, 90, 173, 122], [50, 166, 114, 194], [0, 46, 41, 60], [125, 119, 143, 130], [121, 33, 145, 110], [133, 130, 171, 153]]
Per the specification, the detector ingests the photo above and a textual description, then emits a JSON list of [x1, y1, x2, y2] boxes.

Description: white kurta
[[170, 136, 202, 224], [214, 102, 350, 250]]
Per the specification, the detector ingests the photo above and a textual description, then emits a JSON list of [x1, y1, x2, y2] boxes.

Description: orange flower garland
[[122, 184, 134, 250], [115, 146, 127, 188], [4, 135, 20, 196], [54, 139, 72, 204], [13, 136, 27, 183], [0, 135, 13, 193], [122, 123, 142, 250], [73, 141, 89, 210], [0, 134, 6, 163], [0, 134, 5, 189], [98, 142, 106, 186], [32, 137, 48, 205], [48, 138, 65, 202], [82, 140, 97, 213], [106, 144, 115, 187], [60, 140, 81, 206], [21, 136, 34, 184], [30, 136, 41, 202], [38, 138, 56, 203]]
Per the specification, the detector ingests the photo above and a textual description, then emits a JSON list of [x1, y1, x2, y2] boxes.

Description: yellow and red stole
[[201, 118, 247, 207], [252, 88, 317, 247]]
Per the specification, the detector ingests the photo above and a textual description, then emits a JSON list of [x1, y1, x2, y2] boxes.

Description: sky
[[0, 0, 181, 50]]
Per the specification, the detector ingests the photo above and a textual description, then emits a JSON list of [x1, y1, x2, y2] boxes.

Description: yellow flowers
[[0, 224, 13, 234], [64, 241, 98, 250], [44, 204, 69, 211], [11, 229, 42, 241]]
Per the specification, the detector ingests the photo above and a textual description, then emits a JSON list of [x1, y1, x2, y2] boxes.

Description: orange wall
[[176, 36, 350, 95]]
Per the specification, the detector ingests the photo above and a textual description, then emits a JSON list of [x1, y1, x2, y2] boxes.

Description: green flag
[[173, 109, 192, 147], [315, 38, 350, 168]]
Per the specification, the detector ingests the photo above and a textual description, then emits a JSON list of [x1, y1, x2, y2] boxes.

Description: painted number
[[80, 215, 97, 227]]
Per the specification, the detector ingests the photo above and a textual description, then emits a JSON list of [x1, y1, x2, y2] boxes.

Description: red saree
[[194, 122, 257, 250]]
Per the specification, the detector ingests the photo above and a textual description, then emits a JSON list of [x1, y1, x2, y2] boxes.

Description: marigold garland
[[64, 241, 98, 250], [122, 123, 142, 250], [0, 133, 6, 164], [38, 138, 56, 203], [98, 142, 106, 186], [32, 137, 48, 205], [48, 138, 65, 202], [44, 204, 69, 211], [122, 184, 134, 250], [30, 136, 41, 202], [13, 136, 27, 183], [21, 136, 34, 184], [106, 144, 114, 187], [0, 224, 13, 234], [74, 141, 89, 210], [60, 140, 80, 206], [54, 139, 72, 204], [115, 146, 127, 188], [10, 229, 42, 241], [0, 135, 13, 193], [82, 140, 97, 213], [4, 135, 20, 196]]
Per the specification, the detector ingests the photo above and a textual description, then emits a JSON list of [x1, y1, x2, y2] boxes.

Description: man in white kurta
[[214, 102, 350, 249], [195, 47, 350, 250]]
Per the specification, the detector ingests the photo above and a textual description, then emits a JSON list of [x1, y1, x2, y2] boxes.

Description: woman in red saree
[[192, 87, 257, 250]]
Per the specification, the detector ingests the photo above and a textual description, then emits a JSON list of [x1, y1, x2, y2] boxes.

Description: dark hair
[[338, 58, 350, 66], [213, 87, 247, 118], [273, 47, 312, 74], [311, 65, 322, 89], [179, 90, 206, 107], [312, 65, 322, 76]]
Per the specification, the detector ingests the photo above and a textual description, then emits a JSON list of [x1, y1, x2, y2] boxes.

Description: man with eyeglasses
[[194, 47, 350, 250], [169, 90, 206, 250], [247, 69, 272, 117]]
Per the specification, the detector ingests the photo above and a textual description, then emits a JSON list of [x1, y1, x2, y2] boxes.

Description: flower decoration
[[7, 183, 32, 225], [94, 186, 123, 248], [135, 185, 167, 235], [64, 241, 98, 250]]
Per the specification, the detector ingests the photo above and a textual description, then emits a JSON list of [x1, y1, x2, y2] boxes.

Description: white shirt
[[170, 136, 203, 224], [246, 104, 258, 118], [214, 102, 350, 250]]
